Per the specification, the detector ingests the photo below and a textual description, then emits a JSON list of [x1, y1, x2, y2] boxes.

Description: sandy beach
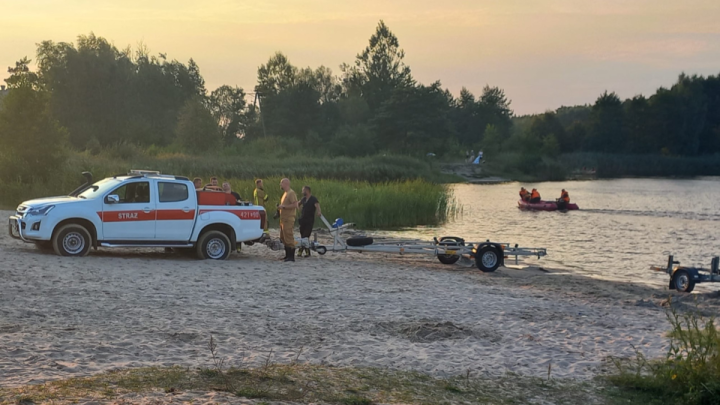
[[0, 208, 692, 391]]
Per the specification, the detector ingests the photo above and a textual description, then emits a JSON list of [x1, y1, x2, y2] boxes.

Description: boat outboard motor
[[69, 172, 94, 196]]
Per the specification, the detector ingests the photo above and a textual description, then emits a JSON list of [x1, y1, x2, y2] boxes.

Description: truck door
[[155, 181, 195, 241], [102, 181, 156, 240]]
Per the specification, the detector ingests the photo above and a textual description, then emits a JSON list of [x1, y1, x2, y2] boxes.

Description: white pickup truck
[[8, 171, 267, 259]]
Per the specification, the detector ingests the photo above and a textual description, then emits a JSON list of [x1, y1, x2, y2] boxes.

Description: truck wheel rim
[[207, 239, 226, 259], [63, 232, 85, 254], [677, 274, 689, 290], [481, 251, 497, 268]]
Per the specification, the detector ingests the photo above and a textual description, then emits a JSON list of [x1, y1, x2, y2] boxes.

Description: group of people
[[465, 149, 482, 164], [276, 178, 322, 262], [192, 176, 321, 263], [519, 187, 570, 205], [193, 176, 243, 202]]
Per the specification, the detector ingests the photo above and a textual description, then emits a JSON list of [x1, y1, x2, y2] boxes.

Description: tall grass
[[0, 150, 457, 229], [608, 305, 720, 404], [228, 177, 457, 229]]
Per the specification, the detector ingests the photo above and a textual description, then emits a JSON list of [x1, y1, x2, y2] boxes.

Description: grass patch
[[607, 305, 720, 405], [0, 364, 610, 405]]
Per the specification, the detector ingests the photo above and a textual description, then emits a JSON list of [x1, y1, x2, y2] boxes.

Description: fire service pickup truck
[[8, 171, 267, 259]]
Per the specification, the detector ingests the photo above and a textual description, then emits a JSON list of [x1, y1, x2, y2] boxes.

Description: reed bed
[[0, 151, 457, 229]]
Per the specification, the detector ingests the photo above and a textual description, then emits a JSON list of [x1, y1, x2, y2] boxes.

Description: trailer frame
[[651, 254, 720, 293], [299, 215, 547, 272]]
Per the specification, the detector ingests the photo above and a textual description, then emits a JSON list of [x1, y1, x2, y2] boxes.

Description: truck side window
[[158, 182, 189, 203], [110, 182, 151, 203]]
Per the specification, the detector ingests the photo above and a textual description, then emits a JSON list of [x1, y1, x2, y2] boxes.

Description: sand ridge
[[0, 210, 671, 387]]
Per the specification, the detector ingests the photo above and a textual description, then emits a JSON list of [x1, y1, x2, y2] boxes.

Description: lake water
[[395, 178, 720, 290]]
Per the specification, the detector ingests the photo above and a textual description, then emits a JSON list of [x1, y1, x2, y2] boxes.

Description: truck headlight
[[27, 205, 55, 216]]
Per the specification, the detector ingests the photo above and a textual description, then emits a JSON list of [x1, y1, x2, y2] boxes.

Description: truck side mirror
[[106, 194, 120, 204]]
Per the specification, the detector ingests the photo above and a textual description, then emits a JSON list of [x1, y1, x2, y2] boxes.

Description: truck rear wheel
[[52, 224, 91, 257], [197, 231, 231, 260]]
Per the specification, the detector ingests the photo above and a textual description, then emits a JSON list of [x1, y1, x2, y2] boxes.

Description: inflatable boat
[[518, 199, 579, 211]]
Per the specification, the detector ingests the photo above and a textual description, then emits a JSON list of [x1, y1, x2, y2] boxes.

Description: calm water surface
[[392, 178, 720, 290]]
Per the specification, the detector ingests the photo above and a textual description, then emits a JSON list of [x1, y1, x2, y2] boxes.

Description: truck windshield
[[77, 178, 123, 199]]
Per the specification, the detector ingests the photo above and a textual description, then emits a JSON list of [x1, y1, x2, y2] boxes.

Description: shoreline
[[2, 212, 719, 403], [439, 161, 720, 184]]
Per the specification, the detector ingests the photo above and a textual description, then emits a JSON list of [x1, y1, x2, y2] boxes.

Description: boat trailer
[[651, 254, 720, 293], [294, 216, 547, 272]]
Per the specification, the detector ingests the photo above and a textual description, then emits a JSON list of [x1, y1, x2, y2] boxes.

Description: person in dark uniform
[[297, 185, 321, 257], [222, 182, 242, 203]]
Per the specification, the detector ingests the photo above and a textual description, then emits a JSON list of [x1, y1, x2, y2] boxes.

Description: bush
[[608, 306, 720, 404], [0, 87, 67, 183]]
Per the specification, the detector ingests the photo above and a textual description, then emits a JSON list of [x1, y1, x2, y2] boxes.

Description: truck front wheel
[[52, 224, 92, 257], [197, 231, 231, 260]]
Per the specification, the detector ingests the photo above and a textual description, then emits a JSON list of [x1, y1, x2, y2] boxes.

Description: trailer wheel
[[438, 255, 460, 265], [476, 246, 501, 272], [347, 236, 373, 247], [316, 246, 327, 255], [673, 270, 695, 293], [440, 236, 465, 245], [437, 236, 463, 265], [196, 231, 231, 260]]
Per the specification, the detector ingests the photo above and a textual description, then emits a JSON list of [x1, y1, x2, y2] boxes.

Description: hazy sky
[[2, 0, 719, 115]]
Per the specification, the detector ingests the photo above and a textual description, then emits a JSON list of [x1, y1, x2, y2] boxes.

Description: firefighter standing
[[254, 179, 269, 231], [278, 178, 298, 262]]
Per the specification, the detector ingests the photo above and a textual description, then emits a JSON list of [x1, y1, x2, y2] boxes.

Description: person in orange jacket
[[557, 189, 570, 209], [560, 189, 569, 203], [519, 187, 530, 202], [530, 188, 541, 203]]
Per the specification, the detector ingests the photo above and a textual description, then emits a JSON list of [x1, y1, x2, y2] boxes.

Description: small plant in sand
[[608, 302, 720, 404]]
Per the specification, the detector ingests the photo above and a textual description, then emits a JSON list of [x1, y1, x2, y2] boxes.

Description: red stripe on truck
[[157, 210, 196, 221], [99, 210, 156, 222], [199, 209, 261, 220]]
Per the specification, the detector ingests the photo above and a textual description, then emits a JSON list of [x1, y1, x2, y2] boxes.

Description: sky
[[1, 0, 719, 115]]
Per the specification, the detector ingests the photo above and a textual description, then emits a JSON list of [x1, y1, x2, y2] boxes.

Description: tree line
[[509, 75, 720, 158], [1, 20, 719, 183], [0, 22, 510, 166]]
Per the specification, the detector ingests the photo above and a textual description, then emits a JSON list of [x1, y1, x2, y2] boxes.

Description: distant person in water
[[530, 188, 541, 203]]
